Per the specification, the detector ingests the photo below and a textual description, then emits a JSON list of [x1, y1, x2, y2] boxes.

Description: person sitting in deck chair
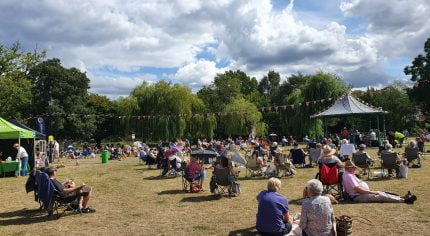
[[342, 161, 417, 204], [185, 156, 205, 191], [47, 167, 95, 213]]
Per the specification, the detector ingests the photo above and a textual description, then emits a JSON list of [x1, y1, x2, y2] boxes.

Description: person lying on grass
[[342, 160, 417, 204], [47, 167, 96, 213]]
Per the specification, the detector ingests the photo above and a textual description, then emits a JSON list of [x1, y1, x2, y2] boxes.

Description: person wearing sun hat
[[342, 160, 417, 204], [317, 145, 344, 168]]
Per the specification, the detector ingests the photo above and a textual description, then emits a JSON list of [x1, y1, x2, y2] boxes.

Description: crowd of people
[[5, 127, 427, 235]]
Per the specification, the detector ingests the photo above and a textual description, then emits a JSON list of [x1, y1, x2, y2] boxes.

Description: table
[[0, 161, 29, 176]]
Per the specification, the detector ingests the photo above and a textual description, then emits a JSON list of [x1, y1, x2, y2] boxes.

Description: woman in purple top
[[256, 178, 292, 236]]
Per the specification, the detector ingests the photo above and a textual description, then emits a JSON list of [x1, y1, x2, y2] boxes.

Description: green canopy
[[0, 117, 35, 139]]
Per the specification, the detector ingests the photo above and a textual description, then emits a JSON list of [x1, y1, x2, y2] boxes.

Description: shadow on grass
[[228, 226, 259, 236], [366, 177, 397, 182], [237, 176, 267, 181], [143, 175, 176, 180], [158, 189, 185, 195], [180, 195, 218, 203], [0, 208, 43, 218], [0, 208, 53, 226], [134, 167, 157, 172]]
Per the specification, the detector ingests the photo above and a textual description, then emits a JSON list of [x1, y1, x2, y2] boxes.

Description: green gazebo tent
[[0, 117, 35, 140], [0, 117, 36, 172]]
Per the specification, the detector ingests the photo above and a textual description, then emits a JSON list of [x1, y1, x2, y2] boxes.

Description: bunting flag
[[23, 96, 341, 121]]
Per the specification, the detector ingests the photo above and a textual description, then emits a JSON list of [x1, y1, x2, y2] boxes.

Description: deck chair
[[404, 147, 421, 163], [245, 156, 262, 177], [38, 172, 80, 219], [211, 167, 239, 198], [380, 152, 398, 178], [352, 153, 373, 179], [290, 149, 306, 167], [181, 163, 202, 193], [315, 163, 342, 198], [274, 153, 296, 177]]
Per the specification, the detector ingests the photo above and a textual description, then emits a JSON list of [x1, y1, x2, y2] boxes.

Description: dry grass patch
[[1, 144, 430, 236]]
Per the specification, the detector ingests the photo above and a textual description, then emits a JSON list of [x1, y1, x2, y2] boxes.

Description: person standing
[[53, 140, 60, 162], [14, 143, 29, 176]]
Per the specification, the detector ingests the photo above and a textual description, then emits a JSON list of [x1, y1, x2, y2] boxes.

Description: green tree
[[404, 37, 430, 118], [358, 84, 417, 131], [29, 58, 96, 140], [126, 81, 213, 141], [0, 42, 45, 119], [198, 70, 259, 112], [221, 97, 266, 137], [87, 93, 117, 145], [280, 72, 348, 138]]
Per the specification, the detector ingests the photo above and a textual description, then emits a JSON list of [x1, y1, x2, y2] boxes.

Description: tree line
[[1, 38, 429, 144]]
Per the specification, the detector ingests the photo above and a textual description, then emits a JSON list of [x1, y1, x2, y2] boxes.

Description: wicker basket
[[336, 215, 353, 236]]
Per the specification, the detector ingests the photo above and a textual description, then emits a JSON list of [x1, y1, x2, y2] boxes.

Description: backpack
[[190, 182, 202, 193], [320, 164, 338, 185]]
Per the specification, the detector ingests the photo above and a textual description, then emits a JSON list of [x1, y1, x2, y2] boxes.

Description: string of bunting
[[23, 97, 335, 121]]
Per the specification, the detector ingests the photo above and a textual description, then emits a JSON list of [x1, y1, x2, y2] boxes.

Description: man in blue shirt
[[256, 178, 292, 236]]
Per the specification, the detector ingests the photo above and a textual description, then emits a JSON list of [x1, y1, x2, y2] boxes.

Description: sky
[[1, 0, 429, 99]]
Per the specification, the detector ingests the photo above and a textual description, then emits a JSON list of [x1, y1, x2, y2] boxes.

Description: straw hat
[[344, 160, 357, 168], [271, 142, 278, 147], [322, 145, 336, 156]]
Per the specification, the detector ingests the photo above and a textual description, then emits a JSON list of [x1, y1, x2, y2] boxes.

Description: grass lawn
[[1, 144, 430, 236]]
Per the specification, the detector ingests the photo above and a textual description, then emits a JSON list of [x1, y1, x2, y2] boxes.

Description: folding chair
[[181, 162, 201, 193], [245, 156, 262, 177], [38, 172, 80, 219], [380, 152, 398, 178], [290, 149, 306, 167], [315, 163, 342, 198], [274, 153, 295, 177], [212, 167, 238, 198], [352, 153, 373, 179], [404, 148, 422, 163]]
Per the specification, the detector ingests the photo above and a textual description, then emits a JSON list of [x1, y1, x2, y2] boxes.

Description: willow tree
[[220, 97, 266, 137], [129, 81, 215, 141]]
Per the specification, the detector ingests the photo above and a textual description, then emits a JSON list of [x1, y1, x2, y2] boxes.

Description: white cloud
[[0, 0, 428, 96], [340, 0, 430, 58], [89, 73, 157, 99], [174, 60, 228, 88]]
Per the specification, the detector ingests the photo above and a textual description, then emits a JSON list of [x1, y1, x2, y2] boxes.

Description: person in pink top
[[342, 161, 416, 204]]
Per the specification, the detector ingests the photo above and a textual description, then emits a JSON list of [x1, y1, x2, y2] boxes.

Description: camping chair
[[404, 147, 422, 163], [290, 149, 306, 167], [181, 163, 202, 193], [37, 172, 80, 219], [274, 153, 295, 177], [211, 167, 239, 198], [380, 152, 398, 178], [245, 155, 262, 177], [352, 153, 373, 179], [315, 163, 342, 198]]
